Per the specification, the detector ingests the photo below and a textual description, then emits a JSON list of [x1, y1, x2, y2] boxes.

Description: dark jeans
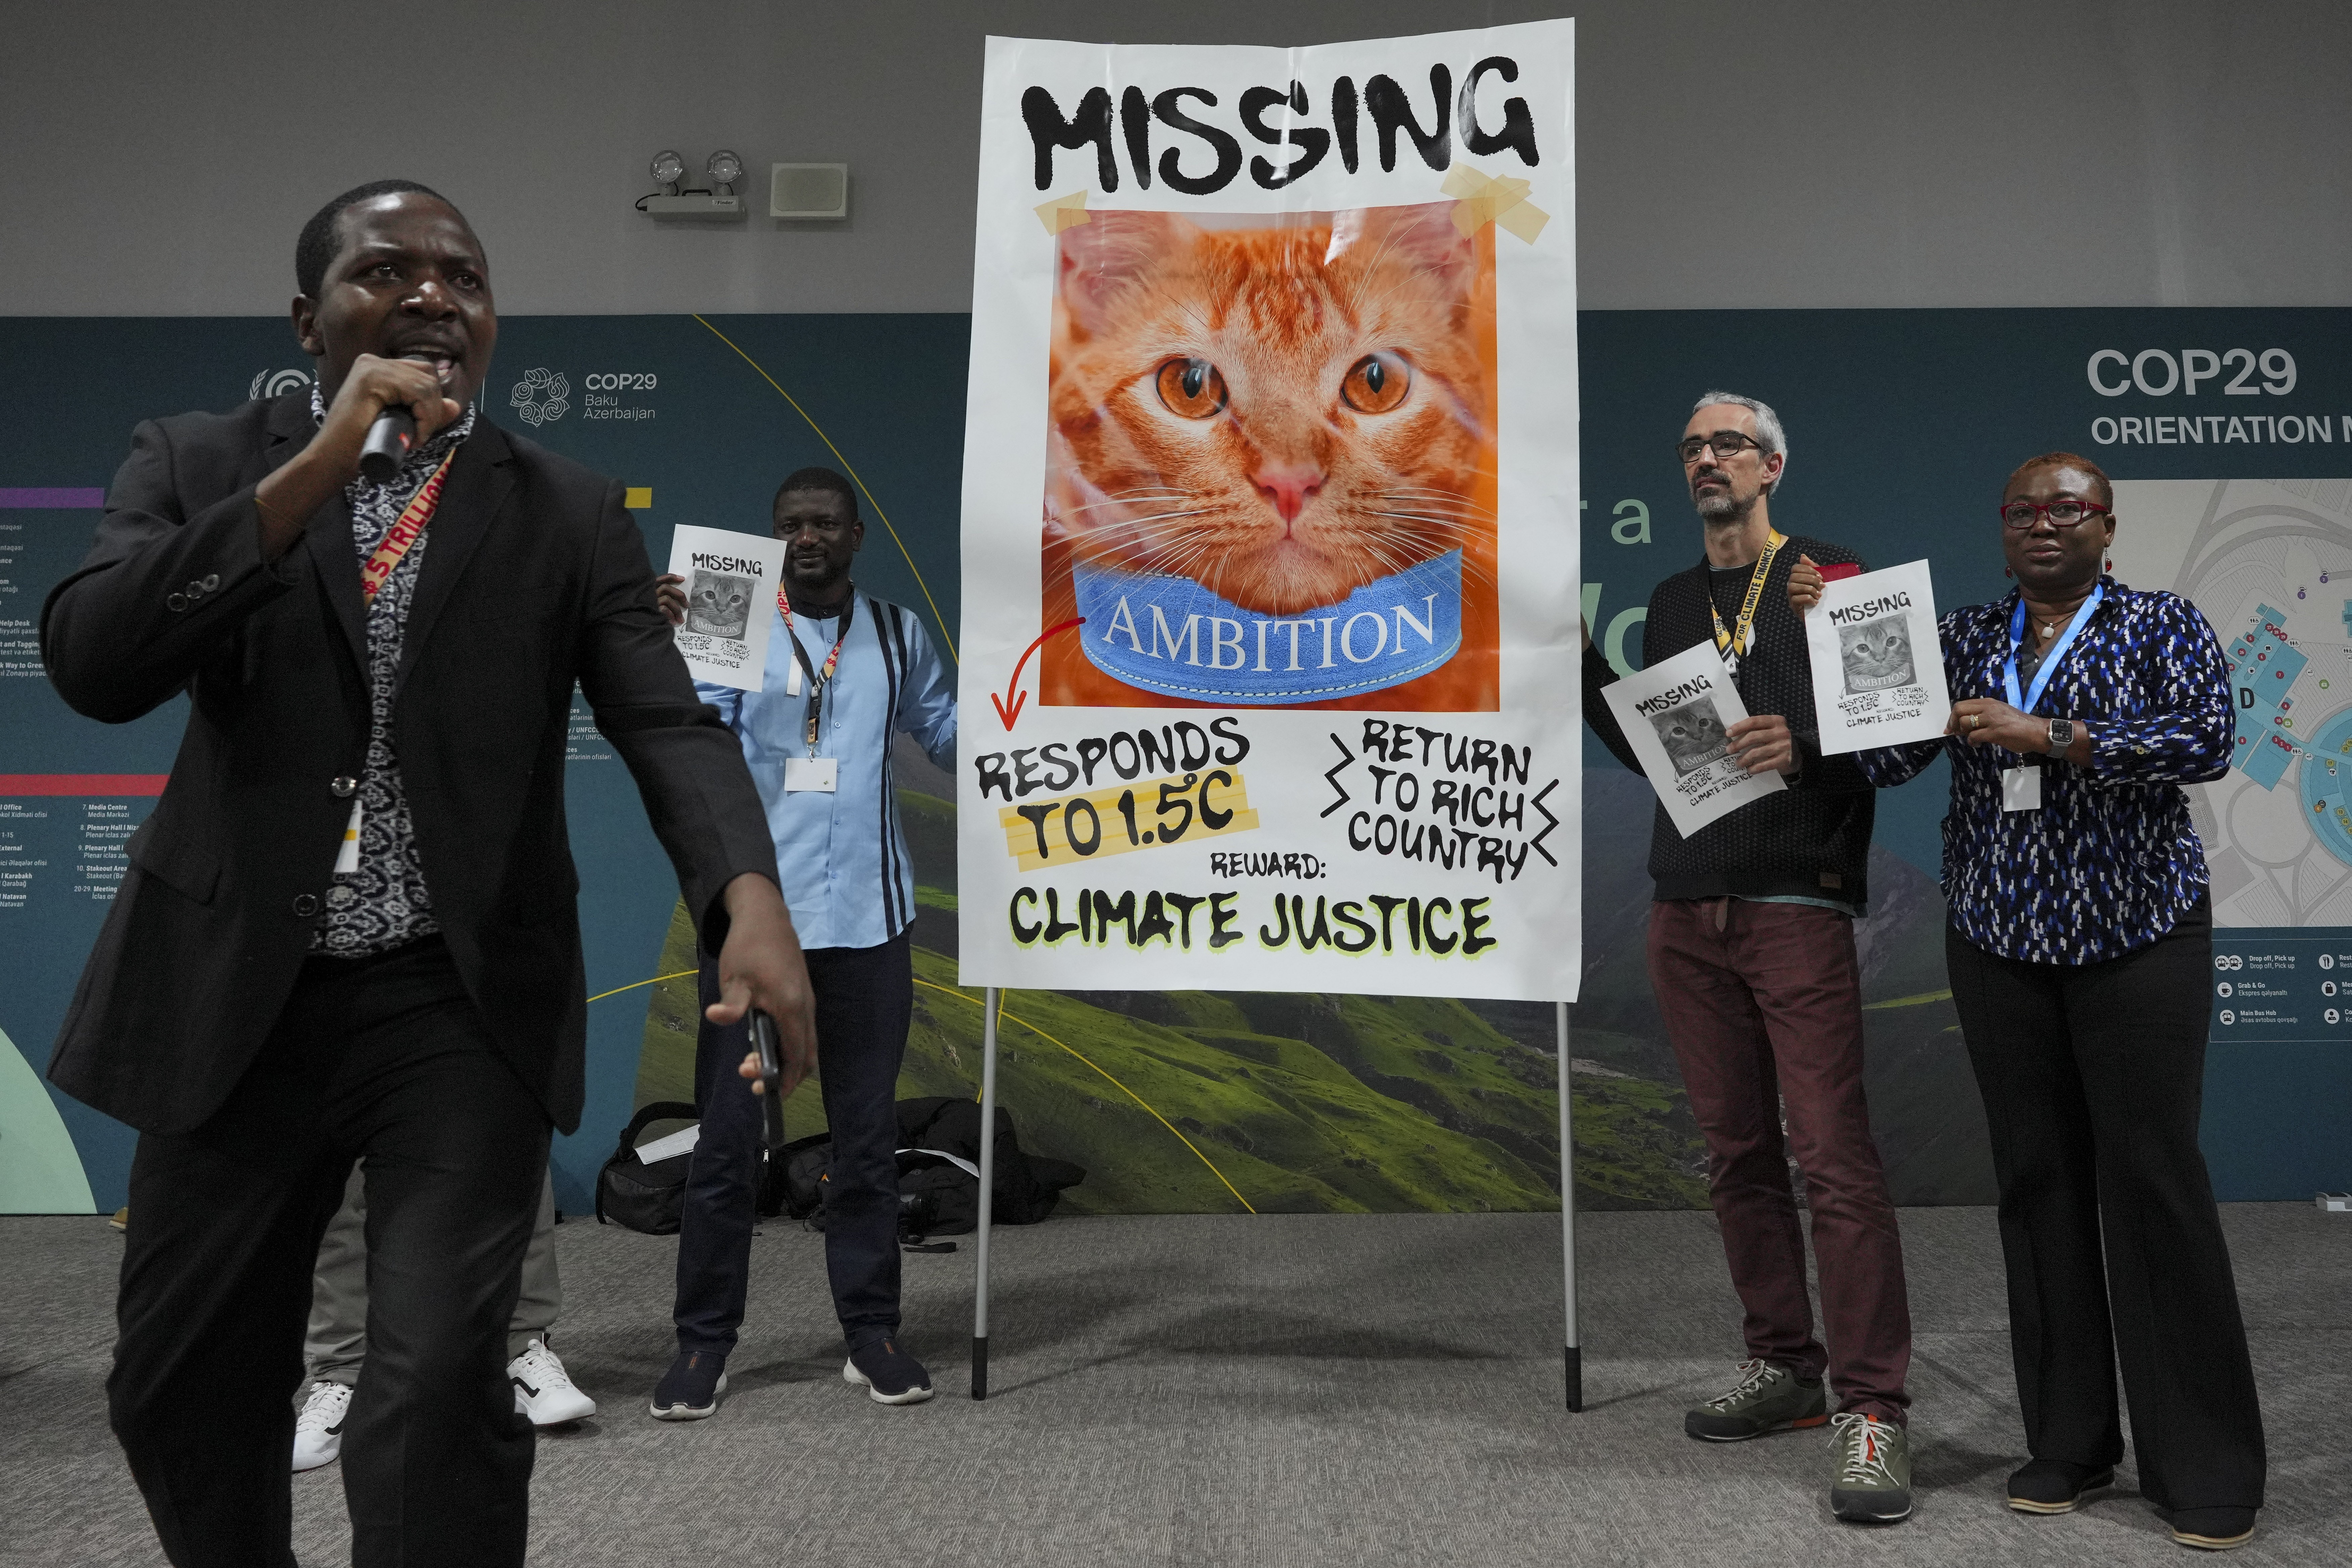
[[1946, 906, 2265, 1511], [109, 937, 548, 1568], [674, 931, 913, 1355], [1647, 898, 1913, 1422]]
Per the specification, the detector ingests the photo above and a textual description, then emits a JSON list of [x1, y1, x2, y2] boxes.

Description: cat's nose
[[1254, 464, 1326, 525]]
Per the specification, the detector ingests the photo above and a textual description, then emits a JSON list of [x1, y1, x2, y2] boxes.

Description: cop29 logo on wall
[[510, 367, 571, 427], [249, 368, 312, 400]]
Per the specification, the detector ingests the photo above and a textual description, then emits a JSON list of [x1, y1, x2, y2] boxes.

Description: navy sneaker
[[843, 1338, 934, 1405], [649, 1350, 727, 1421]]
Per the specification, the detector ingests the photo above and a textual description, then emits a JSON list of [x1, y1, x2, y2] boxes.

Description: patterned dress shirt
[[309, 389, 477, 956], [1856, 577, 2231, 965]]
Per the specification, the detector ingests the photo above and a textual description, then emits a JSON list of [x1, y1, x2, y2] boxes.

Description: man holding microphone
[[42, 180, 814, 1568], [649, 467, 958, 1417]]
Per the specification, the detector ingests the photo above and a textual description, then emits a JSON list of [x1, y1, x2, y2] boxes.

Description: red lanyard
[[358, 449, 456, 601], [778, 588, 855, 754], [777, 585, 852, 685]]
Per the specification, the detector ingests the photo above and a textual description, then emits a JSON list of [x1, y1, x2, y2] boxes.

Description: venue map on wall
[[954, 22, 1582, 1001]]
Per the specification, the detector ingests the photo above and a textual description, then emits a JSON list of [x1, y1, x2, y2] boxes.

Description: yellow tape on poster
[[998, 769, 1260, 872]]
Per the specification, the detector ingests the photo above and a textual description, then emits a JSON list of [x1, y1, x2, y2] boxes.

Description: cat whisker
[[1366, 511, 1478, 539], [1379, 488, 1494, 515], [1077, 508, 1218, 535], [1062, 489, 1197, 515], [1380, 520, 1482, 538]]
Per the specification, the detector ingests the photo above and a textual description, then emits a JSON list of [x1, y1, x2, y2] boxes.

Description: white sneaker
[[508, 1337, 596, 1425], [292, 1380, 352, 1472]]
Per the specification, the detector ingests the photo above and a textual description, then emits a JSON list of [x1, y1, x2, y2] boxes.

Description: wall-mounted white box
[[771, 164, 849, 220]]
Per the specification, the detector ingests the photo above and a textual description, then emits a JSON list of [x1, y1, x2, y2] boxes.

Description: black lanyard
[[782, 593, 855, 757]]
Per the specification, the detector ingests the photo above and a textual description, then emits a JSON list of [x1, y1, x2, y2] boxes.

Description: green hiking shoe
[[1829, 1412, 1914, 1523], [1684, 1358, 1830, 1441]]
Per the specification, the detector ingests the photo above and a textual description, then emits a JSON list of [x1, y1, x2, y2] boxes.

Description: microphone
[[357, 354, 445, 482], [357, 406, 416, 484], [749, 1011, 788, 1148]]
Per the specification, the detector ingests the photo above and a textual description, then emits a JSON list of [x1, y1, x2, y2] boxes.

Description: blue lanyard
[[2003, 582, 2103, 715]]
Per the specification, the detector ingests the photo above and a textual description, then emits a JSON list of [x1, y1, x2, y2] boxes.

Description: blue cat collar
[[1070, 550, 1464, 706]]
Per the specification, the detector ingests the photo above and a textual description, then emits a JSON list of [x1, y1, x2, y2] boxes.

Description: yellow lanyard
[[1708, 528, 1784, 674]]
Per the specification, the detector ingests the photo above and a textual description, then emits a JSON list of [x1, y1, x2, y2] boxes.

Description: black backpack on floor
[[595, 1101, 697, 1235], [782, 1097, 1085, 1239], [597, 1101, 793, 1234]]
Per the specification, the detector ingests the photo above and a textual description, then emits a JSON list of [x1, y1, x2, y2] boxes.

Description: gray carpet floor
[[2, 1204, 2343, 1567]]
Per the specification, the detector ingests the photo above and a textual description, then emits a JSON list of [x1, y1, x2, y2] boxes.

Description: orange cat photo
[[1040, 202, 1500, 712]]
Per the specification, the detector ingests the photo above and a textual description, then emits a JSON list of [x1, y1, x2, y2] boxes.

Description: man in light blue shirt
[[648, 466, 956, 1413]]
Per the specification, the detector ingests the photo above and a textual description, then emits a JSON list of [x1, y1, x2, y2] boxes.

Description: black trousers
[[674, 931, 913, 1355], [110, 937, 549, 1568], [1945, 908, 2265, 1512]]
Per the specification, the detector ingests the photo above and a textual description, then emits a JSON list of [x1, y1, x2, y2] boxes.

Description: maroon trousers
[[1647, 898, 1912, 1421]]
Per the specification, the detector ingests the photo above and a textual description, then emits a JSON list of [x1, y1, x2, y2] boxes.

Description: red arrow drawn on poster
[[992, 617, 1086, 730]]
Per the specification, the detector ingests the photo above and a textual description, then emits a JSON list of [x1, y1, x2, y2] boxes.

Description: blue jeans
[[672, 931, 913, 1354]]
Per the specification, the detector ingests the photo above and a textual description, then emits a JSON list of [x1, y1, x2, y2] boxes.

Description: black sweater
[[1583, 532, 1876, 908]]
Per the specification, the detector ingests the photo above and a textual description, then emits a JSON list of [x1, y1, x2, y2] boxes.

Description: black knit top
[[1583, 532, 1876, 908]]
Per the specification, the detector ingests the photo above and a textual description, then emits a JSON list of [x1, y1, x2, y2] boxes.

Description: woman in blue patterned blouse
[[1792, 452, 2264, 1551]]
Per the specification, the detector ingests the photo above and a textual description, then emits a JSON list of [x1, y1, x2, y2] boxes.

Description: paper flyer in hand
[[1805, 559, 1949, 753], [665, 524, 789, 691], [1602, 640, 1784, 837]]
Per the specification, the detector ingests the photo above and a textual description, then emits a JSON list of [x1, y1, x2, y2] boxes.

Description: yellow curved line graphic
[[586, 969, 696, 1005], [1862, 988, 1954, 1011], [689, 314, 959, 663], [912, 976, 1257, 1214]]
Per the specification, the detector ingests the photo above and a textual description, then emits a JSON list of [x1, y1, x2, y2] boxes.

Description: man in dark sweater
[[1583, 393, 1916, 1524]]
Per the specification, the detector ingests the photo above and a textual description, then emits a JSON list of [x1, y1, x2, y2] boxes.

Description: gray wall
[[3, 0, 2346, 316]]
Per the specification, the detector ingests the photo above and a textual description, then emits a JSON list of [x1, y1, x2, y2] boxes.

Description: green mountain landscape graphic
[[634, 750, 1995, 1213]]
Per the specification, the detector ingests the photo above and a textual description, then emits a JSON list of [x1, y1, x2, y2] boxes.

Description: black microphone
[[749, 1011, 787, 1149], [357, 355, 444, 483], [357, 406, 416, 484]]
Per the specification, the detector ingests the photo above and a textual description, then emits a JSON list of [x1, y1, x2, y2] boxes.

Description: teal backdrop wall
[[4, 308, 2346, 1215]]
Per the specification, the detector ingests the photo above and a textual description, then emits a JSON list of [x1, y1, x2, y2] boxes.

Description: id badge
[[784, 756, 839, 793], [2001, 767, 2042, 813], [333, 800, 363, 874]]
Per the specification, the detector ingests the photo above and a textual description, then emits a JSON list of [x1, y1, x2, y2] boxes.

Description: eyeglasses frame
[[1675, 431, 1767, 465], [1998, 499, 2114, 531]]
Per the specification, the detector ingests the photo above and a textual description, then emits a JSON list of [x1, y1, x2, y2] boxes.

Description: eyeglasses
[[1676, 431, 1765, 464], [1999, 499, 2112, 531]]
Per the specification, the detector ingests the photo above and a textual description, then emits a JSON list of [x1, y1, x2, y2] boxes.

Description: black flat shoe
[[2006, 1459, 2116, 1514], [2169, 1506, 2256, 1551]]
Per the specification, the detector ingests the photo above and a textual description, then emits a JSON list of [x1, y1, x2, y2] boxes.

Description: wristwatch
[[2045, 717, 2076, 757]]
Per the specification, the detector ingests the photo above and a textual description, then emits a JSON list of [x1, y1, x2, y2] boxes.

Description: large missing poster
[[956, 22, 1581, 1001]]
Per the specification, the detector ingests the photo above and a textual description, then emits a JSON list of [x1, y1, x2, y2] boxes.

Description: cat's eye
[[1155, 358, 1228, 419], [1342, 353, 1411, 414]]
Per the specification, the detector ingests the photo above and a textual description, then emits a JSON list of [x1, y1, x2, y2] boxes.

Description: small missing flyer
[[1805, 559, 1951, 753], [1602, 639, 1787, 837], [666, 524, 789, 691]]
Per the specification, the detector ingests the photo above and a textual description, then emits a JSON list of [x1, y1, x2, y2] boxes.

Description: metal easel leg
[[1557, 1000, 1582, 1412], [972, 986, 1000, 1399]]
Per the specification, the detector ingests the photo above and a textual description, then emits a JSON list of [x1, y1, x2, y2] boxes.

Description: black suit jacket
[[41, 392, 778, 1136]]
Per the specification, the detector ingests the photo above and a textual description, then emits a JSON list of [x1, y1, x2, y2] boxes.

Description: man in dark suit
[[40, 179, 817, 1568]]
